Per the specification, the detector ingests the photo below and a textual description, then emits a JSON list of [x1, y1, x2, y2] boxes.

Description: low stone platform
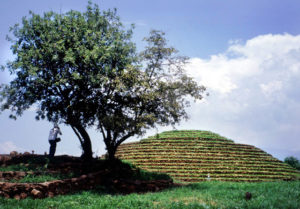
[[0, 170, 173, 199], [0, 154, 175, 199]]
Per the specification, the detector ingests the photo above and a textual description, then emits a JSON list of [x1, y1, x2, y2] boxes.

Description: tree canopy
[[284, 156, 300, 170], [0, 2, 206, 160]]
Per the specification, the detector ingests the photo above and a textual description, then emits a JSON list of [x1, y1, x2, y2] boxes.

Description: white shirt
[[48, 127, 62, 141]]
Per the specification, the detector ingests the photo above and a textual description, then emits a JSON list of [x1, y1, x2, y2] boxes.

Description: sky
[[1, 0, 300, 160]]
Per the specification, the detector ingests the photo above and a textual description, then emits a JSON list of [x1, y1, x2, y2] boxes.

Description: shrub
[[284, 156, 300, 170]]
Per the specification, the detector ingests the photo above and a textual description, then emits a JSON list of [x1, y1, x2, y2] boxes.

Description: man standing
[[48, 123, 62, 158]]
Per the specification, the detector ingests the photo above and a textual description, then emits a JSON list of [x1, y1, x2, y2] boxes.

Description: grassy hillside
[[116, 130, 300, 182]]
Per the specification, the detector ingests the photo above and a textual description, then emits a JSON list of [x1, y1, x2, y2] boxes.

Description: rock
[[10, 151, 18, 157], [31, 189, 42, 198], [18, 171, 26, 178], [80, 175, 87, 179], [0, 191, 5, 197], [48, 192, 54, 198], [20, 192, 27, 199], [134, 180, 141, 185], [146, 183, 156, 191], [0, 155, 11, 163], [40, 182, 51, 187], [14, 194, 21, 200], [127, 184, 136, 193], [71, 178, 78, 183], [4, 171, 14, 178], [25, 184, 32, 192], [87, 173, 94, 178], [4, 193, 10, 199]]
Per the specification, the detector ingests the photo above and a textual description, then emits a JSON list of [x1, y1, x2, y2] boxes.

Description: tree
[[0, 3, 206, 161], [0, 2, 137, 160], [97, 30, 206, 160], [284, 156, 300, 170]]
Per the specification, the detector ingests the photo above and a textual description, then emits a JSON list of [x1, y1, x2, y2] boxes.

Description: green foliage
[[0, 2, 206, 160], [2, 3, 136, 121], [0, 164, 45, 172], [0, 2, 138, 159], [11, 172, 77, 183], [0, 181, 300, 208], [11, 174, 58, 183], [284, 156, 300, 170]]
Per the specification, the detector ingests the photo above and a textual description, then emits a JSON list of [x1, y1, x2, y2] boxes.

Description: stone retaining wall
[[0, 170, 173, 199]]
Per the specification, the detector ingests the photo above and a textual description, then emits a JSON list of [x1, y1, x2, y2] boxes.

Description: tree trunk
[[103, 133, 117, 161], [103, 131, 134, 162], [72, 124, 93, 161], [107, 145, 117, 161], [81, 138, 93, 160]]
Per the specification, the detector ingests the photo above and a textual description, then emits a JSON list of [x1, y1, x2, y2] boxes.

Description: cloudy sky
[[1, 0, 300, 160]]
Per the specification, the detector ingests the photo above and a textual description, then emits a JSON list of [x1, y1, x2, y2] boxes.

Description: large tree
[[0, 3, 206, 161], [97, 30, 206, 160], [0, 3, 136, 160]]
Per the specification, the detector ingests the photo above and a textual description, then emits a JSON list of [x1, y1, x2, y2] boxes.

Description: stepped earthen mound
[[116, 130, 300, 182]]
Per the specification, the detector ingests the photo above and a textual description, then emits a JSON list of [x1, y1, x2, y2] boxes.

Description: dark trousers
[[49, 140, 57, 158]]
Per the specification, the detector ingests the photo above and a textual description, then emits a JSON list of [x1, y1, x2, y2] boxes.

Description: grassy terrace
[[116, 130, 300, 182]]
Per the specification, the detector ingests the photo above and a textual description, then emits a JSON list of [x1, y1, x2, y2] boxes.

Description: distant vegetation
[[284, 156, 300, 170], [116, 130, 300, 182]]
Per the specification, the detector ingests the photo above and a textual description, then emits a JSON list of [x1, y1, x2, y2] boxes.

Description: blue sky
[[1, 0, 300, 160]]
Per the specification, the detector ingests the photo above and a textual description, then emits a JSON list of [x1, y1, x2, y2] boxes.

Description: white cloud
[[186, 57, 238, 94], [183, 33, 300, 160], [228, 33, 300, 59], [260, 80, 283, 97], [0, 141, 24, 154], [187, 33, 300, 96]]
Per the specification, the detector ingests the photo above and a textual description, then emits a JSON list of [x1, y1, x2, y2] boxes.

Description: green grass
[[12, 174, 59, 183], [9, 172, 78, 183], [1, 181, 299, 209], [0, 163, 78, 183], [0, 164, 46, 172]]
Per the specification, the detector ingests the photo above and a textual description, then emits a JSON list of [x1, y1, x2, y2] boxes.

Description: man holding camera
[[48, 123, 62, 158]]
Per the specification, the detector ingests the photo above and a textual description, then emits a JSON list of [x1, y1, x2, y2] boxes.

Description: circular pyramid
[[116, 130, 299, 182]]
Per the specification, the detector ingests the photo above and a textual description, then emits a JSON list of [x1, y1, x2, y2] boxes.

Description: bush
[[284, 156, 300, 170]]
